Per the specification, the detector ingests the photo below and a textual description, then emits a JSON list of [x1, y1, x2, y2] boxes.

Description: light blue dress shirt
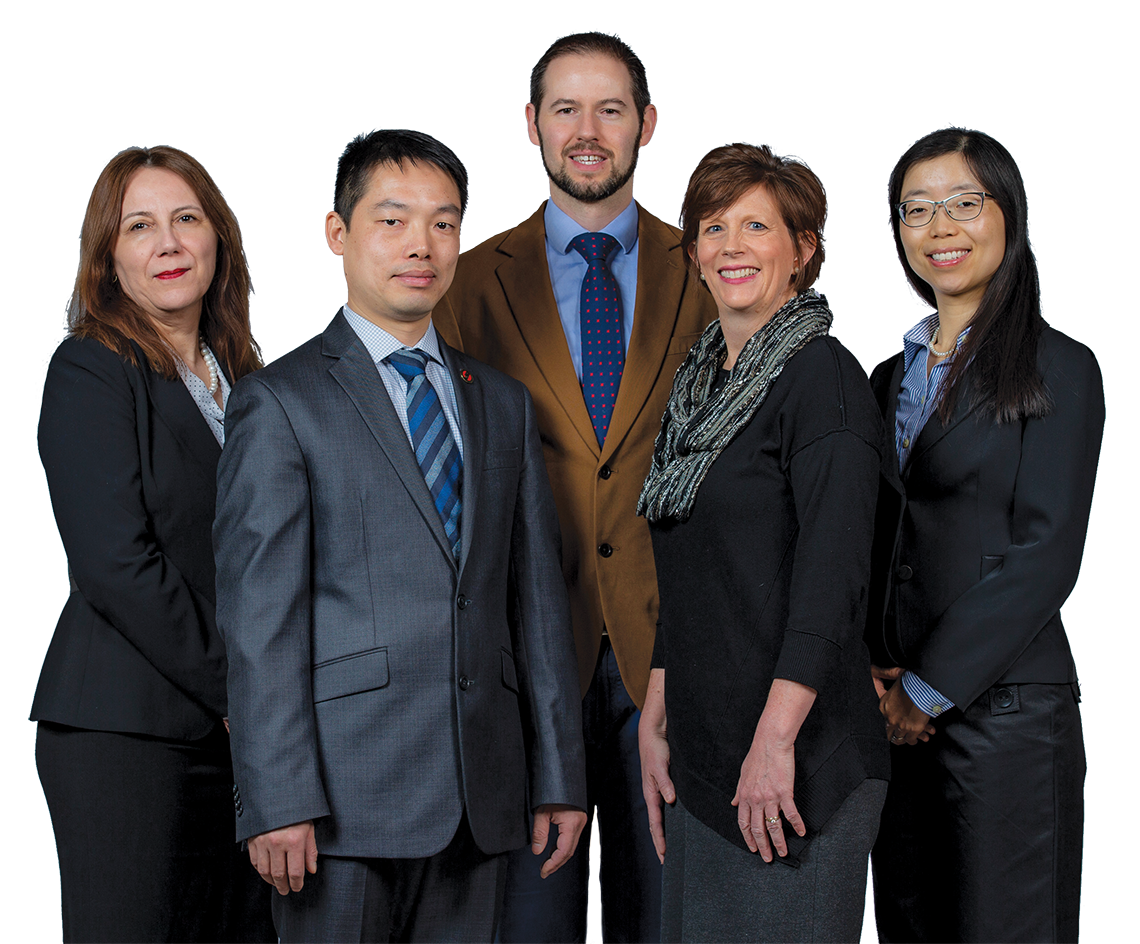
[[342, 305, 464, 459], [174, 343, 231, 446], [543, 198, 639, 381], [894, 311, 971, 718]]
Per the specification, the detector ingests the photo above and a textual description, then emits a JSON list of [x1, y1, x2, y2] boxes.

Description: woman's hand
[[731, 679, 816, 862], [879, 679, 935, 745], [638, 668, 674, 864]]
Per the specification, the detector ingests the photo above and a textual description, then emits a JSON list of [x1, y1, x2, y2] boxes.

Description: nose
[[722, 229, 744, 255], [577, 110, 598, 141], [928, 203, 959, 236], [156, 222, 182, 255], [405, 221, 431, 258]]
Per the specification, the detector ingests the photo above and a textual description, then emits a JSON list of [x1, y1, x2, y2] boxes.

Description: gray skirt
[[661, 778, 887, 943]]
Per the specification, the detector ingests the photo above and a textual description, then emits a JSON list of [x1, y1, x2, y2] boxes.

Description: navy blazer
[[866, 326, 1104, 709], [31, 336, 230, 739]]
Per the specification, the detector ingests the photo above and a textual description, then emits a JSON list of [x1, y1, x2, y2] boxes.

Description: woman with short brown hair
[[638, 143, 888, 942]]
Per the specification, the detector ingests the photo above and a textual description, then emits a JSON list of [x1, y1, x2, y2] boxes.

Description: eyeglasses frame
[[893, 190, 994, 228]]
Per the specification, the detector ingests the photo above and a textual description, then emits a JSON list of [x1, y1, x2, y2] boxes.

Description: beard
[[537, 126, 641, 203]]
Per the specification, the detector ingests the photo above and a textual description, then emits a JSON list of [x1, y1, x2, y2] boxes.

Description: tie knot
[[387, 348, 429, 383], [570, 232, 618, 264]]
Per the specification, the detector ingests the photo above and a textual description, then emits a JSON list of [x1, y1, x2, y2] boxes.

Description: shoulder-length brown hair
[[69, 145, 261, 381], [680, 143, 826, 294]]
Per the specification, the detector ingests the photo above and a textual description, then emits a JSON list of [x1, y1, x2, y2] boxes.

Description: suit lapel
[[872, 354, 906, 497], [323, 313, 455, 566], [442, 342, 482, 574], [134, 341, 221, 478], [494, 205, 601, 456], [603, 206, 688, 462], [906, 370, 979, 475]]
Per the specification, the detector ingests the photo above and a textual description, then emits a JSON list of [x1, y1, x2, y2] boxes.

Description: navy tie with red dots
[[571, 231, 625, 446]]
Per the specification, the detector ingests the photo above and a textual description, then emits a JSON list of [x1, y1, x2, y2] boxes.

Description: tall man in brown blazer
[[435, 32, 716, 943]]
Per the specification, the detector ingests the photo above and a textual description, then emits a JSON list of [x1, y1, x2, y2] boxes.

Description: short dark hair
[[334, 129, 469, 228], [530, 32, 650, 125], [888, 127, 1048, 423], [680, 143, 827, 293]]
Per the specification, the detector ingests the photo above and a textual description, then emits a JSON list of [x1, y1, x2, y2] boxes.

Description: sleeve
[[38, 339, 228, 715], [507, 387, 588, 811], [916, 340, 1105, 708], [214, 375, 330, 841]]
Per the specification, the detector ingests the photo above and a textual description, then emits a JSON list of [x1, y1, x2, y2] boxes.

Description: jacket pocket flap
[[312, 647, 390, 703], [500, 648, 519, 693]]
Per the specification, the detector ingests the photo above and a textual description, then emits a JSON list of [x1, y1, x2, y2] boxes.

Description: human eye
[[951, 193, 980, 210], [434, 220, 455, 231], [704, 223, 723, 234], [128, 220, 148, 231], [902, 202, 930, 223], [381, 218, 400, 226], [747, 221, 767, 231]]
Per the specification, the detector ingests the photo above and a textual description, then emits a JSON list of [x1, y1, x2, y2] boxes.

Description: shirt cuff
[[900, 671, 955, 717]]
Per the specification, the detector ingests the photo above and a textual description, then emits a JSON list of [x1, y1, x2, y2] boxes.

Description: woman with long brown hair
[[31, 146, 273, 942]]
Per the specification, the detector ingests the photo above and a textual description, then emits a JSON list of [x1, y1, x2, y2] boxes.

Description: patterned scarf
[[637, 290, 833, 523]]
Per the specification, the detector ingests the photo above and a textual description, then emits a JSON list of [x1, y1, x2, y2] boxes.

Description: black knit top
[[649, 335, 890, 863]]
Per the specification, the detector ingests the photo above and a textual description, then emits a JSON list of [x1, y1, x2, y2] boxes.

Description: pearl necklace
[[199, 336, 220, 395], [927, 326, 958, 358]]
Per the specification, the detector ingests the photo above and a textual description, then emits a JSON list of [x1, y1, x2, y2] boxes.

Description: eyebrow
[[901, 184, 980, 200], [372, 199, 461, 217], [121, 204, 202, 222], [548, 97, 627, 109]]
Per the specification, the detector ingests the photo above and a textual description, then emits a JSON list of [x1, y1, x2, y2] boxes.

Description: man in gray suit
[[214, 129, 588, 943]]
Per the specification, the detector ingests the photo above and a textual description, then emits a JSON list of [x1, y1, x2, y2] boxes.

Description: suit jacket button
[[598, 543, 613, 558], [993, 687, 1014, 709], [459, 676, 472, 691], [598, 464, 612, 480], [457, 595, 468, 609], [896, 564, 913, 581]]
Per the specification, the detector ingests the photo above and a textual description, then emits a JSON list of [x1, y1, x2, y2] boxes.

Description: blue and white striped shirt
[[895, 312, 970, 718]]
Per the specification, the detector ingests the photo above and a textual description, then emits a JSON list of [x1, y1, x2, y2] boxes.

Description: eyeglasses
[[896, 192, 994, 228]]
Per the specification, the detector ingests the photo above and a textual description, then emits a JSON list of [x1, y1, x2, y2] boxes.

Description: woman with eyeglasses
[[866, 127, 1104, 942]]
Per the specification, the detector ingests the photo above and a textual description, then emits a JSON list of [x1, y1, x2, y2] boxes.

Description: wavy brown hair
[[680, 143, 826, 295], [69, 146, 261, 380]]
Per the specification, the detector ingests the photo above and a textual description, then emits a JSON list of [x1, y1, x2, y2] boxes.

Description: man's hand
[[248, 820, 318, 894], [530, 805, 588, 878], [870, 664, 903, 699]]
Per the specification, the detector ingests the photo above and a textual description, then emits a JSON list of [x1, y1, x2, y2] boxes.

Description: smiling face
[[692, 184, 810, 329], [899, 152, 1006, 321], [526, 52, 656, 210], [112, 167, 218, 328], [326, 160, 461, 344]]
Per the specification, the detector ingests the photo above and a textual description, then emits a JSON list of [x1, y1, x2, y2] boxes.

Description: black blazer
[[866, 326, 1104, 710], [31, 335, 230, 740]]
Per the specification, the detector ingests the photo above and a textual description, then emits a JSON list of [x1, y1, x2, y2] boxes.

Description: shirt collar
[[902, 312, 970, 371], [544, 197, 639, 255], [342, 304, 445, 367]]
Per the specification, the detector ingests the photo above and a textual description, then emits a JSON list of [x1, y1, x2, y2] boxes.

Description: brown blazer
[[436, 202, 717, 707]]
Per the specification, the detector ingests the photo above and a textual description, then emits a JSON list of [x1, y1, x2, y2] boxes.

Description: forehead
[[360, 160, 461, 206], [121, 167, 199, 212], [541, 52, 634, 104], [902, 152, 980, 197]]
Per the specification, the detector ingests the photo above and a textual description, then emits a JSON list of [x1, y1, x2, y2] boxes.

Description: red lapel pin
[[460, 369, 474, 384]]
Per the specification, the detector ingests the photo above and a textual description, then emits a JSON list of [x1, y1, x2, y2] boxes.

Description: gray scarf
[[637, 290, 833, 523]]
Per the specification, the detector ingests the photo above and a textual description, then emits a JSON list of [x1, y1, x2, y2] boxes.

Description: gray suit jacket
[[214, 310, 586, 859]]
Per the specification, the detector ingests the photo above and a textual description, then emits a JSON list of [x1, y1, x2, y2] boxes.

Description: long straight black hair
[[888, 128, 1049, 424]]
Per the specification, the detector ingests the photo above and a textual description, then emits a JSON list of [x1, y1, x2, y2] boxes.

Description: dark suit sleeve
[[507, 388, 588, 811], [214, 375, 330, 842], [38, 339, 228, 715], [917, 340, 1105, 707]]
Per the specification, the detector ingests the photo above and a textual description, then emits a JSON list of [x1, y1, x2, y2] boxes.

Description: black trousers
[[271, 812, 507, 943], [872, 683, 1084, 943], [36, 721, 275, 944]]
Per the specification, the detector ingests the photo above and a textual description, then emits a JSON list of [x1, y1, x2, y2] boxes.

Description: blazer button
[[598, 464, 612, 480], [598, 543, 614, 558], [993, 687, 1014, 709], [459, 675, 472, 691], [457, 595, 469, 609], [896, 564, 913, 581]]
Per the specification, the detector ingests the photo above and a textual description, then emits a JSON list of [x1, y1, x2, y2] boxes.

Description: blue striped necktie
[[386, 349, 463, 558], [571, 231, 624, 445]]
